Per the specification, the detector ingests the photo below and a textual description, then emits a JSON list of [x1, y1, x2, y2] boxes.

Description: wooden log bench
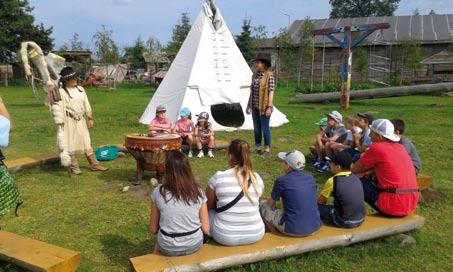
[[0, 231, 80, 272], [417, 174, 433, 191], [130, 214, 425, 272]]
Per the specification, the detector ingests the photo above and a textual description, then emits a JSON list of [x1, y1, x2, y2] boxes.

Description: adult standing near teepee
[[247, 52, 276, 155]]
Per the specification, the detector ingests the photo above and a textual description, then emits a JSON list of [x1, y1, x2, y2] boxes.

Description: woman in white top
[[206, 139, 265, 246]]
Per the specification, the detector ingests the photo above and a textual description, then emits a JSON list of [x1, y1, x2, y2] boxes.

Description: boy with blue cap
[[173, 107, 194, 157], [260, 150, 321, 236]]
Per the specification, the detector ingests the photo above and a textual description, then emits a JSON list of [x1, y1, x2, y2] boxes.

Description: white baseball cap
[[327, 110, 343, 123], [278, 150, 306, 171], [370, 119, 400, 142]]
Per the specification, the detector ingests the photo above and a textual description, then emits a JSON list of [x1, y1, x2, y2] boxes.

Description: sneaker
[[262, 150, 270, 156], [255, 149, 263, 155], [197, 151, 204, 158], [313, 159, 322, 167], [207, 150, 214, 158], [188, 150, 193, 158], [317, 162, 330, 173]]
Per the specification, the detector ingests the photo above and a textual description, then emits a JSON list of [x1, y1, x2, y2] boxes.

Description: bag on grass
[[95, 145, 119, 161]]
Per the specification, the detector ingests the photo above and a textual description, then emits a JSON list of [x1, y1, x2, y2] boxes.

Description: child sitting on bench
[[325, 116, 362, 156], [391, 119, 422, 174], [194, 112, 216, 158], [343, 112, 374, 161], [173, 107, 195, 157], [317, 152, 365, 228], [314, 111, 347, 173], [260, 150, 321, 236], [149, 105, 172, 134], [150, 151, 209, 256]]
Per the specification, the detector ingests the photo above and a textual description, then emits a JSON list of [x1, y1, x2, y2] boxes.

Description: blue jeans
[[251, 107, 271, 147], [361, 178, 382, 213], [318, 204, 364, 228]]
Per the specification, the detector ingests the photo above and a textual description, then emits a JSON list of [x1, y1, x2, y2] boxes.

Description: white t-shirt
[[208, 168, 265, 239]]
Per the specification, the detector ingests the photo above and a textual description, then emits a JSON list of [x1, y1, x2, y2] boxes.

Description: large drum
[[125, 133, 181, 182]]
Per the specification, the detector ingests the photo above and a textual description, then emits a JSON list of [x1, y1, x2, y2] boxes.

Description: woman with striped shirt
[[206, 139, 265, 246]]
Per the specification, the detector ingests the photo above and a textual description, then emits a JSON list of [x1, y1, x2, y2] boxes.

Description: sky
[[28, 0, 453, 50]]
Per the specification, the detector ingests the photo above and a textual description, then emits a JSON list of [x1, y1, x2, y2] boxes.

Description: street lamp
[[282, 12, 291, 29]]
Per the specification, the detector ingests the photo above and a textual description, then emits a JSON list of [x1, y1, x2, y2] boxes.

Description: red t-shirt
[[359, 141, 418, 216]]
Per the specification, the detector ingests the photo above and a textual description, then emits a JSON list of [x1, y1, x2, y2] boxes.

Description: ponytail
[[227, 139, 258, 203]]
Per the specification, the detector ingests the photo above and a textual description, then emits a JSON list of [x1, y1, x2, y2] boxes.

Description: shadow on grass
[[99, 234, 153, 269]]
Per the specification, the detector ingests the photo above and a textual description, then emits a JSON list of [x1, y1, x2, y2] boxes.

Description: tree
[[275, 28, 297, 84], [429, 9, 436, 15], [165, 12, 191, 56], [352, 46, 369, 80], [413, 8, 420, 15], [0, 0, 53, 63], [236, 19, 257, 62], [329, 0, 400, 18], [253, 25, 268, 40], [69, 32, 84, 50], [123, 36, 146, 68], [297, 18, 315, 86], [146, 36, 163, 54], [92, 25, 120, 64]]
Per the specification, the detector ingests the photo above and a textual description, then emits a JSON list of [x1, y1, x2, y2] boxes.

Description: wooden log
[[0, 231, 80, 272], [417, 175, 433, 191], [130, 214, 425, 272], [291, 83, 453, 103]]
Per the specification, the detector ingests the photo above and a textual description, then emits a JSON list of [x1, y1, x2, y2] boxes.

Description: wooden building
[[259, 14, 453, 85]]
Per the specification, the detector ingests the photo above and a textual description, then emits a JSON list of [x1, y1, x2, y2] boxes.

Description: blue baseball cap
[[179, 107, 191, 117]]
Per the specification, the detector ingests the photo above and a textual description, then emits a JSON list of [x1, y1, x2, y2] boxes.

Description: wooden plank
[[130, 214, 425, 272], [417, 175, 433, 191], [0, 231, 80, 272], [5, 153, 59, 173]]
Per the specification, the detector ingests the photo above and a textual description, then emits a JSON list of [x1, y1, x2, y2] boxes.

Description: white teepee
[[140, 0, 288, 131]]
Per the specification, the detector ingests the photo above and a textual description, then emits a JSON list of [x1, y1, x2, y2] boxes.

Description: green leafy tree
[[0, 0, 53, 63], [236, 19, 257, 62], [92, 25, 120, 64], [352, 46, 369, 80], [69, 32, 84, 50], [329, 0, 400, 18], [123, 36, 146, 68], [413, 8, 420, 15], [429, 9, 436, 15], [275, 28, 296, 83], [297, 18, 315, 86], [165, 12, 191, 56]]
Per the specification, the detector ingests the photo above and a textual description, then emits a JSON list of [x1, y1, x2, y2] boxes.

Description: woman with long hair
[[206, 139, 265, 246], [150, 151, 209, 256]]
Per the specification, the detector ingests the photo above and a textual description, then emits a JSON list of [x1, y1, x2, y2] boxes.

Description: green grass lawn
[[0, 84, 452, 272]]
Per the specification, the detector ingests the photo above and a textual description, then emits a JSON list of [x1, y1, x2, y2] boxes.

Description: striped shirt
[[251, 71, 276, 108], [208, 169, 265, 239]]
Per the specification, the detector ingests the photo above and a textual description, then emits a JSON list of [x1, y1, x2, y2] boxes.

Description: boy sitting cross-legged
[[314, 110, 347, 173], [317, 151, 365, 228], [260, 150, 321, 236]]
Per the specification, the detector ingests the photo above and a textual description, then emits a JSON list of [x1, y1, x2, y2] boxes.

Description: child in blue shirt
[[260, 150, 321, 236]]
